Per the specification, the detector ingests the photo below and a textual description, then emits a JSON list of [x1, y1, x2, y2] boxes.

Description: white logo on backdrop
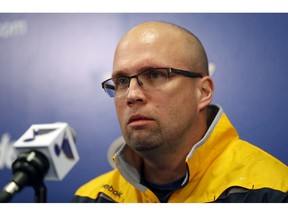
[[0, 19, 27, 39], [107, 136, 125, 169], [0, 133, 17, 170], [209, 63, 216, 76]]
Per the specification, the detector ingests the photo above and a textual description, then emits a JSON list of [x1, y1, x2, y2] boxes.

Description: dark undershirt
[[140, 168, 188, 203]]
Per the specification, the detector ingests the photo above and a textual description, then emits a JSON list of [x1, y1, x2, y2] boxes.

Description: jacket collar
[[185, 105, 239, 182]]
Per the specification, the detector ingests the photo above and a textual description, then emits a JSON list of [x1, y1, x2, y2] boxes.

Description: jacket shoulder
[[73, 169, 121, 201], [223, 139, 288, 190]]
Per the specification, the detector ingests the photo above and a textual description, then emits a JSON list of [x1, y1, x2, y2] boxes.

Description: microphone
[[0, 122, 79, 202]]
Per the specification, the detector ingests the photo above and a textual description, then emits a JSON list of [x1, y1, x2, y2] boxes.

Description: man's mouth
[[128, 115, 153, 125]]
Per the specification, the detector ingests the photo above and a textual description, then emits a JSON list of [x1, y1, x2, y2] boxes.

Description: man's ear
[[198, 76, 214, 111]]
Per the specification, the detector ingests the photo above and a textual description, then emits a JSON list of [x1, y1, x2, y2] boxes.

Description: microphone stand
[[0, 182, 47, 203], [33, 181, 47, 203], [0, 151, 49, 203]]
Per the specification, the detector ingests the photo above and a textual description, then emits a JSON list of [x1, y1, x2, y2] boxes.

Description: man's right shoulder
[[72, 169, 121, 202]]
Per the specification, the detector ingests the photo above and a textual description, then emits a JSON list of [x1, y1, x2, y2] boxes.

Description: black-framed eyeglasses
[[101, 67, 204, 98]]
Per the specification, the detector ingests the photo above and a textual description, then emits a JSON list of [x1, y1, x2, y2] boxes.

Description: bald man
[[73, 21, 288, 203]]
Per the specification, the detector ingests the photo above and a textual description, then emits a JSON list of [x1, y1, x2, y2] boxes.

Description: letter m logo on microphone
[[23, 127, 75, 160], [14, 122, 79, 180]]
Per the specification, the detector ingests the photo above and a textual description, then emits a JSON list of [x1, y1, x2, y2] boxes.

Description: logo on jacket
[[103, 184, 123, 198]]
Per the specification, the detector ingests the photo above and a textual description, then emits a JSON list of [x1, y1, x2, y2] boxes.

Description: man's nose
[[126, 78, 145, 104]]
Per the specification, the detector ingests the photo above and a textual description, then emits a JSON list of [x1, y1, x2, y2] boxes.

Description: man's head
[[111, 21, 214, 159]]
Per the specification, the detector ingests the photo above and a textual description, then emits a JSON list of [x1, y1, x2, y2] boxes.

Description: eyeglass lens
[[103, 68, 169, 98]]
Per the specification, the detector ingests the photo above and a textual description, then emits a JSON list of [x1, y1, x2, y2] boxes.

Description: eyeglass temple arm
[[171, 68, 203, 78]]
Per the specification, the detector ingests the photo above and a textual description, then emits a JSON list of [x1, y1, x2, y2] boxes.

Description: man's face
[[112, 27, 202, 156]]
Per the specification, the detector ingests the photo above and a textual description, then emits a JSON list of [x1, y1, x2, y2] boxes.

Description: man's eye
[[146, 71, 166, 79], [150, 72, 161, 79], [115, 78, 129, 86]]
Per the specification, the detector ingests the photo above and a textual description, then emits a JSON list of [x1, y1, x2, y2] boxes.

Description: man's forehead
[[113, 22, 206, 75], [121, 27, 170, 47]]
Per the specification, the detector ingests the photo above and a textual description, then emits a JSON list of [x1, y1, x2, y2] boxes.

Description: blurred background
[[0, 13, 287, 203]]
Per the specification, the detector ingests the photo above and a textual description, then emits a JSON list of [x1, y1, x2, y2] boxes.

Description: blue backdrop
[[0, 13, 287, 203]]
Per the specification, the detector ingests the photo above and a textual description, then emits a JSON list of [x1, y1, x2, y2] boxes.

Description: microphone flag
[[13, 122, 79, 181]]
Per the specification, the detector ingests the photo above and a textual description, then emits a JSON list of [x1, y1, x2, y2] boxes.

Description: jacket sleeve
[[213, 187, 288, 203]]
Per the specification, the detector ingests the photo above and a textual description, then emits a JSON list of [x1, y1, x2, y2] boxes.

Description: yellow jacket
[[73, 105, 288, 202]]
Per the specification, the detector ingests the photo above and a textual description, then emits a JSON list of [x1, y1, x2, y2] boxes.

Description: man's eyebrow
[[112, 65, 162, 78], [112, 71, 129, 78]]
